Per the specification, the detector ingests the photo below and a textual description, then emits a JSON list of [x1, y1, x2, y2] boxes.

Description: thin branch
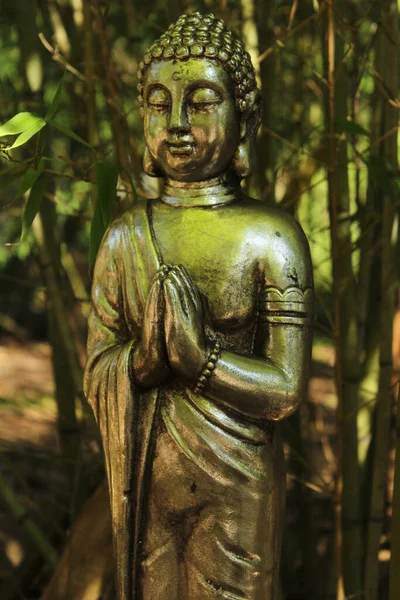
[[287, 472, 331, 496], [258, 6, 325, 64], [287, 0, 299, 31], [38, 33, 85, 81]]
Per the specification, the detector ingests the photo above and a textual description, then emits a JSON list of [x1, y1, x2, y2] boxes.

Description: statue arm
[[205, 216, 314, 422], [84, 221, 137, 418], [84, 215, 169, 412]]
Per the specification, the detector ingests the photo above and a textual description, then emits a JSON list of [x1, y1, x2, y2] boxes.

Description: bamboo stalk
[[240, 0, 261, 87], [239, 0, 264, 200], [390, 383, 400, 596], [33, 211, 85, 408], [33, 204, 89, 518], [82, 0, 99, 151], [365, 2, 399, 597], [92, 0, 132, 198], [357, 14, 385, 513], [326, 4, 344, 596], [324, 1, 363, 596], [122, 0, 136, 38], [255, 0, 277, 201], [61, 243, 90, 319], [364, 199, 395, 599]]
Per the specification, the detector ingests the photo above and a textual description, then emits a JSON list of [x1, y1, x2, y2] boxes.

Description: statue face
[[143, 59, 240, 181]]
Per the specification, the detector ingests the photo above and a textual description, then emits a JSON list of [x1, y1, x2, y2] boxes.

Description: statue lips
[[166, 138, 195, 156]]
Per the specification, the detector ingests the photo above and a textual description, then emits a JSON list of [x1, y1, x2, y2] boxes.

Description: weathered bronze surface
[[84, 12, 314, 600]]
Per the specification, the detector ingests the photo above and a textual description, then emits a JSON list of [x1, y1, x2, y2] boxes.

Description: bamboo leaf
[[95, 159, 119, 228], [5, 119, 46, 150], [88, 201, 105, 270], [21, 173, 47, 241], [45, 73, 65, 122], [89, 159, 119, 267], [335, 118, 369, 137], [365, 155, 395, 195], [0, 112, 43, 137], [0, 165, 27, 188], [16, 159, 45, 198], [48, 119, 93, 148]]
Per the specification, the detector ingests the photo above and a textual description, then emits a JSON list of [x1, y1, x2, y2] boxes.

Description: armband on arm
[[259, 286, 314, 326]]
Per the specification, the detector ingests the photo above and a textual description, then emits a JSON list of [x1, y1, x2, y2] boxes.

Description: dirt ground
[[0, 339, 61, 598], [0, 340, 57, 447]]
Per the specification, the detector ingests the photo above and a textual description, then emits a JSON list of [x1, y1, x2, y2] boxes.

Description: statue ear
[[232, 91, 262, 179], [143, 146, 163, 177]]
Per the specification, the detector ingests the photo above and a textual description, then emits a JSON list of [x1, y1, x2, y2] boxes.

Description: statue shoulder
[[119, 196, 149, 228], [102, 197, 149, 248], [249, 202, 313, 290]]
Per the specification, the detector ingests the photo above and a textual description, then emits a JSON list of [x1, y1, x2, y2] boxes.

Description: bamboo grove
[[0, 1, 399, 598]]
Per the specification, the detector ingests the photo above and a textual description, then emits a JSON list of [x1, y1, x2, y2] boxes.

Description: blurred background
[[0, 0, 399, 598]]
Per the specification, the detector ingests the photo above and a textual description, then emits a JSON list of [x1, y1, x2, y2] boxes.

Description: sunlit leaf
[[89, 159, 119, 267], [0, 112, 44, 137], [335, 118, 369, 137], [5, 119, 46, 150], [48, 119, 93, 148], [21, 173, 47, 241], [45, 73, 65, 122]]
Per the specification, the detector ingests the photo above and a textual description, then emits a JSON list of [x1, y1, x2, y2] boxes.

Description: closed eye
[[147, 87, 170, 112], [188, 87, 223, 111], [190, 101, 222, 111], [148, 102, 170, 112]]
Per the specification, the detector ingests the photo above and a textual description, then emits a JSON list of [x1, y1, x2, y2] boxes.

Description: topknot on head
[[137, 12, 258, 114]]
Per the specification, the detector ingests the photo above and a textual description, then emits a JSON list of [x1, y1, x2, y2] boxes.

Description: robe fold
[[84, 198, 159, 600]]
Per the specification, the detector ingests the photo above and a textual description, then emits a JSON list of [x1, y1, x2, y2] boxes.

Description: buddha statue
[[84, 12, 314, 600]]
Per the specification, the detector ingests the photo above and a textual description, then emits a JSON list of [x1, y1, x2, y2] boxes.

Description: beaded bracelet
[[194, 341, 221, 394]]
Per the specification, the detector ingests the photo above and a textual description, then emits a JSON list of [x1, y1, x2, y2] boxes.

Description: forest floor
[[0, 339, 61, 599], [0, 336, 392, 599]]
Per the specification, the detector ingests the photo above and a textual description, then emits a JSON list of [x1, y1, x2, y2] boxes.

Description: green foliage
[[334, 118, 370, 137], [0, 74, 95, 246], [16, 159, 45, 198], [44, 73, 65, 122], [89, 160, 119, 268], [21, 173, 47, 241], [47, 119, 93, 149], [0, 112, 44, 137]]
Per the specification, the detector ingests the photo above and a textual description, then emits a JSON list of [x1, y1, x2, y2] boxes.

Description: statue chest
[[151, 206, 261, 332]]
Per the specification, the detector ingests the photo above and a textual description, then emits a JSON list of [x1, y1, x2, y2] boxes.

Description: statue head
[[138, 12, 261, 182]]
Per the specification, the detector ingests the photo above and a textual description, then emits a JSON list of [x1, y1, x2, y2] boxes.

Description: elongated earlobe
[[232, 91, 262, 180], [143, 146, 163, 177], [232, 140, 253, 179]]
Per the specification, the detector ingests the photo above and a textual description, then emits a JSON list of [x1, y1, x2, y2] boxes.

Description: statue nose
[[168, 101, 190, 133]]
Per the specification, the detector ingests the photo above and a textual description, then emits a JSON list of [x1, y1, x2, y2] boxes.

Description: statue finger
[[164, 278, 182, 321], [156, 264, 170, 283], [175, 265, 199, 307], [169, 269, 202, 326], [146, 277, 163, 326], [166, 270, 190, 317], [170, 266, 200, 313], [163, 280, 186, 354]]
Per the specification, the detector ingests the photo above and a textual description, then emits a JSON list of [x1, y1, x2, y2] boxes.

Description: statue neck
[[161, 173, 239, 207]]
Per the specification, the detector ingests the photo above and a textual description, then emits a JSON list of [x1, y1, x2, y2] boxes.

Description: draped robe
[[84, 198, 160, 600]]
